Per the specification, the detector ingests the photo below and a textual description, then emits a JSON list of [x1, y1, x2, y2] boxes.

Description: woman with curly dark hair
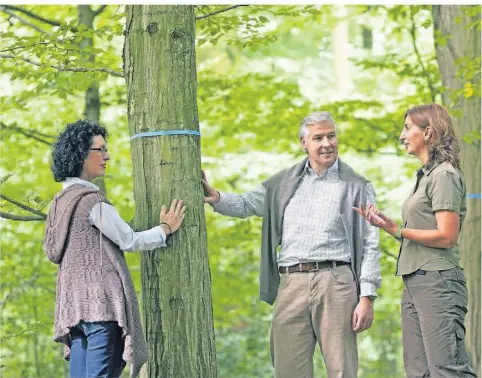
[[43, 119, 186, 378], [354, 103, 476, 377]]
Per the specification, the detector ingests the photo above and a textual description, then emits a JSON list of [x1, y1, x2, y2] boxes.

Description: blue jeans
[[70, 321, 126, 378]]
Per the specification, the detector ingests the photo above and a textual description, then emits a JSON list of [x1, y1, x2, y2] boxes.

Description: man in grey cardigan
[[202, 111, 381, 378]]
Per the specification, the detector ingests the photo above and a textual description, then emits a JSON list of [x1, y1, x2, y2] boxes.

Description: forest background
[[0, 4, 480, 378]]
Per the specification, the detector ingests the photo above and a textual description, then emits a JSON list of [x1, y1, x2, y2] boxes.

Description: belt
[[403, 269, 426, 277], [279, 260, 350, 274]]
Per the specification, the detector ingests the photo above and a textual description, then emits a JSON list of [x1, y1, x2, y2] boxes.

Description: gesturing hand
[[201, 170, 220, 204], [159, 199, 186, 235], [353, 203, 397, 235]]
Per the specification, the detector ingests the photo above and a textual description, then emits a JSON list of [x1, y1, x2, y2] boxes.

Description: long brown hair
[[405, 103, 460, 169]]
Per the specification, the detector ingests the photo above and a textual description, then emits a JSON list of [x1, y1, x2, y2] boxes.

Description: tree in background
[[432, 5, 481, 375]]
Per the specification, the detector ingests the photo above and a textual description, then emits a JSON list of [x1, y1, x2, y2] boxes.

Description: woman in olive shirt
[[354, 103, 476, 377]]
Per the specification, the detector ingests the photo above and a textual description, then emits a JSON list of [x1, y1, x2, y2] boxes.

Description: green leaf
[[411, 5, 421, 15], [421, 18, 432, 28], [463, 129, 481, 145], [463, 82, 474, 98]]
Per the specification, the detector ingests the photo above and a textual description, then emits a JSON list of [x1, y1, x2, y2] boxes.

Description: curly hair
[[51, 120, 108, 182], [405, 103, 460, 169]]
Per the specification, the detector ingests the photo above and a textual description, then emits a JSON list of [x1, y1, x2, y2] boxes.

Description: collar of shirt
[[420, 159, 441, 177], [304, 158, 339, 180], [63, 177, 100, 191]]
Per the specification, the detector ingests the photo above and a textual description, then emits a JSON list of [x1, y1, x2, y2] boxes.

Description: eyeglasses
[[90, 146, 108, 156]]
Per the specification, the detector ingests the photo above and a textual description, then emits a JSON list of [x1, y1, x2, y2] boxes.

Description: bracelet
[[394, 225, 404, 241], [160, 222, 172, 235]]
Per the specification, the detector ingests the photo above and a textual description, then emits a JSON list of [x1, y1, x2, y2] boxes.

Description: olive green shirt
[[396, 161, 466, 276]]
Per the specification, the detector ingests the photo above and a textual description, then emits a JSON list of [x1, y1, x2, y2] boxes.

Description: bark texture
[[78, 5, 105, 194], [78, 5, 101, 123], [124, 5, 216, 378], [432, 5, 481, 376]]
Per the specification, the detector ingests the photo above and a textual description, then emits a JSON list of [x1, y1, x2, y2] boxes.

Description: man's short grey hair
[[299, 111, 337, 138]]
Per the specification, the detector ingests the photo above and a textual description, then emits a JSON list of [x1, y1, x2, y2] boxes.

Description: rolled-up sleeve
[[429, 170, 464, 213], [359, 182, 382, 297]]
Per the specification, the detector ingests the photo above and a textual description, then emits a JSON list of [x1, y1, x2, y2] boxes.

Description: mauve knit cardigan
[[43, 184, 148, 378]]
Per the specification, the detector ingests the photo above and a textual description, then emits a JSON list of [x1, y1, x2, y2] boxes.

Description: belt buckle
[[308, 261, 319, 272]]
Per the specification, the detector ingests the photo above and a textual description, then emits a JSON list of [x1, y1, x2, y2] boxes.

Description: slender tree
[[78, 5, 104, 122], [77, 5, 106, 193]]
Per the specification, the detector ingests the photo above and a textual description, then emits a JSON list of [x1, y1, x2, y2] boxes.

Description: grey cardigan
[[260, 158, 370, 305]]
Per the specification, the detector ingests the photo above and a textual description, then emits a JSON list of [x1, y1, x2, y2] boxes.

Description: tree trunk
[[332, 5, 350, 100], [123, 5, 216, 378], [78, 5, 105, 194], [78, 5, 101, 122], [432, 5, 481, 376]]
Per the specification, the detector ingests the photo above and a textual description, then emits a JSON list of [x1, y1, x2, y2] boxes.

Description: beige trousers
[[270, 264, 359, 378]]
